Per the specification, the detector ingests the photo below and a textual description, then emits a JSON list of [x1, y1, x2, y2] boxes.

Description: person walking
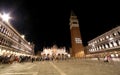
[[31, 57, 34, 63]]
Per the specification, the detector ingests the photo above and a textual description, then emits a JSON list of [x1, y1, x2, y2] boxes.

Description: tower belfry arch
[[69, 10, 85, 58]]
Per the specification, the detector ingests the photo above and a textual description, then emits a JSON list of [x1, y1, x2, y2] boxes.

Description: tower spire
[[71, 10, 76, 16], [69, 10, 79, 29]]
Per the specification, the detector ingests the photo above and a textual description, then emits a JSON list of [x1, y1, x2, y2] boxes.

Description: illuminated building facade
[[69, 11, 85, 58], [86, 26, 120, 58], [0, 13, 34, 56], [41, 45, 69, 57]]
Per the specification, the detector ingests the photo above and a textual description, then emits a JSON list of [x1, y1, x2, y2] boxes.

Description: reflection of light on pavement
[[50, 62, 67, 75], [27, 64, 36, 69]]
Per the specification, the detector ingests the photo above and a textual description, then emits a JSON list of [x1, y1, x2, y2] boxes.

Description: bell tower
[[69, 11, 85, 58]]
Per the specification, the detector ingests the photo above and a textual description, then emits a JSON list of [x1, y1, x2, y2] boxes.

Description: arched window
[[113, 41, 117, 47], [118, 31, 120, 35], [102, 45, 105, 49], [118, 40, 120, 45], [105, 44, 108, 48], [109, 42, 113, 48]]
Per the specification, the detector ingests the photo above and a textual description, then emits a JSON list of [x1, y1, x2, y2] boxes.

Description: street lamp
[[21, 35, 25, 39], [0, 12, 11, 23], [109, 37, 113, 41], [28, 42, 30, 45]]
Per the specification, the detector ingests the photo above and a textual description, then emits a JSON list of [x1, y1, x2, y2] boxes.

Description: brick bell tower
[[69, 11, 85, 58]]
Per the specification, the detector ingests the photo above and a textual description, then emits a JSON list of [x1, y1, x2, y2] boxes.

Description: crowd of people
[[40, 54, 70, 61], [0, 54, 35, 64], [0, 53, 71, 64]]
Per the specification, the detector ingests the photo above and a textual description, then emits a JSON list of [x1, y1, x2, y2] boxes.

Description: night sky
[[0, 1, 120, 54]]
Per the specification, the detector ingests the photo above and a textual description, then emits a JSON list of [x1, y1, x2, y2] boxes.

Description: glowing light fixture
[[21, 35, 25, 39], [109, 37, 113, 40], [0, 12, 11, 22], [28, 42, 30, 45]]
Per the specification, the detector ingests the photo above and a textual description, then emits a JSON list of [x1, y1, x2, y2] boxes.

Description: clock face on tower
[[75, 38, 82, 44]]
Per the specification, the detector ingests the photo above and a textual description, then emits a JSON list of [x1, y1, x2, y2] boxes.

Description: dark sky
[[0, 1, 120, 53]]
